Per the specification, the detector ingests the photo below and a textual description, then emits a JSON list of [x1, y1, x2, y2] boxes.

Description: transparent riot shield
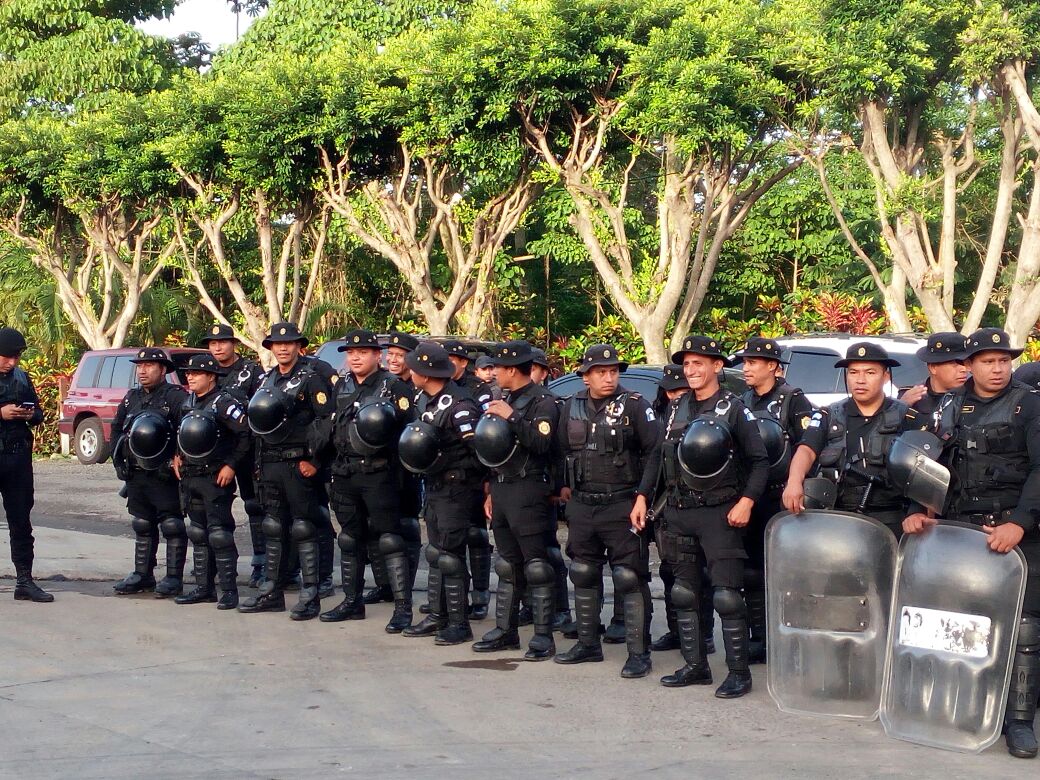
[[766, 510, 898, 720], [880, 522, 1026, 752]]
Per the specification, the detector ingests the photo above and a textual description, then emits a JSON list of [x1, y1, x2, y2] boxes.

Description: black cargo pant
[[181, 469, 239, 590], [0, 447, 35, 571], [258, 458, 332, 591], [124, 467, 185, 573]]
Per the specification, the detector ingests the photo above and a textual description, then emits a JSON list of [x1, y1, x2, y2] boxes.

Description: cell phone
[[19, 402, 35, 409]]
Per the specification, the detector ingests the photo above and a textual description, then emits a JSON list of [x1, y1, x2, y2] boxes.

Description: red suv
[[59, 347, 207, 465]]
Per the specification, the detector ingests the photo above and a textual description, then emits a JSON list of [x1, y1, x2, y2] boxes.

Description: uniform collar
[[846, 396, 892, 419]]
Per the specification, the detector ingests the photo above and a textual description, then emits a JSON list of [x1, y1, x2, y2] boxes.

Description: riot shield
[[880, 522, 1026, 753], [766, 509, 898, 720]]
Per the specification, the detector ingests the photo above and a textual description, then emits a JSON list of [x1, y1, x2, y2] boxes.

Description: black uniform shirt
[[1014, 362, 1040, 392], [909, 378, 952, 420], [262, 357, 336, 463], [332, 369, 413, 459], [416, 379, 483, 460], [0, 366, 43, 450], [113, 381, 188, 440], [503, 381, 559, 457], [686, 387, 770, 502], [460, 371, 495, 410], [183, 386, 251, 469]]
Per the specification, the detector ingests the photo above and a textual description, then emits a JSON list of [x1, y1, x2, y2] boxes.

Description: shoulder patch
[[801, 416, 811, 429], [538, 420, 551, 435], [743, 408, 755, 422], [454, 410, 471, 419], [398, 396, 410, 411], [330, 374, 339, 386], [316, 391, 328, 405], [645, 407, 656, 422]]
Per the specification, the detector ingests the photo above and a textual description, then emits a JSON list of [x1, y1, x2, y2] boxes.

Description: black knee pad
[[611, 565, 640, 595], [378, 533, 406, 556], [187, 524, 207, 544], [130, 516, 153, 536], [400, 517, 421, 542], [713, 586, 745, 618], [525, 558, 555, 587], [467, 525, 489, 547], [546, 545, 565, 569], [290, 518, 316, 542], [425, 544, 441, 566], [337, 532, 359, 554], [243, 499, 263, 517], [438, 551, 465, 577], [209, 528, 235, 550], [569, 560, 601, 588], [671, 579, 699, 610], [494, 556, 515, 583], [159, 516, 185, 538], [1018, 617, 1040, 653], [743, 568, 765, 590], [261, 516, 282, 540]]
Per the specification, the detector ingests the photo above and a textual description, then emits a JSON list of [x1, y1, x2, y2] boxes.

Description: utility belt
[[666, 484, 739, 510], [426, 468, 484, 492], [333, 456, 390, 476], [180, 462, 220, 479], [571, 487, 635, 506], [494, 466, 549, 485], [952, 507, 1015, 528], [261, 446, 308, 463]]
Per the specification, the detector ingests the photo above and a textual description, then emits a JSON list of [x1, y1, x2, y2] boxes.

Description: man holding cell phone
[[0, 326, 52, 602]]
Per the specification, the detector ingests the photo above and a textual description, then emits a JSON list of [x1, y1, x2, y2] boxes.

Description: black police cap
[[670, 335, 732, 367], [262, 322, 309, 349], [963, 327, 1024, 359], [834, 341, 901, 368], [183, 354, 227, 375], [337, 329, 380, 351], [0, 326, 27, 357], [199, 323, 239, 344], [531, 348, 550, 369], [129, 347, 177, 372], [915, 332, 967, 364], [405, 342, 456, 379], [441, 340, 472, 360], [658, 364, 689, 391], [732, 336, 787, 364], [387, 332, 419, 352], [575, 344, 628, 375], [493, 340, 535, 367]]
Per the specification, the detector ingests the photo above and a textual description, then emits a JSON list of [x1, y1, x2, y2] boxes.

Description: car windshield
[[783, 350, 842, 394], [313, 342, 344, 371]]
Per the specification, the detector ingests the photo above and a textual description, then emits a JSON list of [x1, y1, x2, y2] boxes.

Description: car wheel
[[74, 417, 109, 465]]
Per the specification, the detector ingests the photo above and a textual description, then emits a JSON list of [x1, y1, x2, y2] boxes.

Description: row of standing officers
[[3, 320, 1038, 759]]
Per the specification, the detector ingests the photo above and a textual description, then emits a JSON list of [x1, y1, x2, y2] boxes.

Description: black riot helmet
[[128, 410, 176, 470], [178, 410, 221, 463], [474, 414, 519, 469], [752, 413, 789, 471], [398, 420, 442, 473], [677, 417, 734, 490], [348, 399, 399, 456], [247, 387, 292, 444]]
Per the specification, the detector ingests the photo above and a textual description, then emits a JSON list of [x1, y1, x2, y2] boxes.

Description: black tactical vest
[[178, 392, 229, 468], [662, 391, 740, 503], [742, 382, 799, 484], [817, 398, 907, 510], [943, 385, 1031, 515], [418, 389, 480, 477], [564, 392, 642, 493], [333, 370, 397, 456], [0, 367, 33, 451], [258, 360, 316, 448]]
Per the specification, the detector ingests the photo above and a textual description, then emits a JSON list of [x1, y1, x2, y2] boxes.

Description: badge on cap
[[604, 349, 611, 358], [279, 327, 286, 335], [993, 333, 1001, 343], [353, 336, 360, 343], [212, 326, 220, 335], [857, 347, 866, 357], [935, 341, 942, 348], [538, 420, 551, 435], [139, 350, 146, 358]]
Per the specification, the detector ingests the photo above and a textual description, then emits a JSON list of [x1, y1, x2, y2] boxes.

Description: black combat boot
[[404, 559, 446, 637], [746, 587, 767, 664], [661, 609, 713, 687], [524, 562, 556, 661], [1006, 618, 1040, 758], [320, 550, 365, 622], [715, 615, 753, 698], [363, 538, 393, 605], [14, 567, 53, 603], [239, 536, 286, 613], [435, 553, 473, 646], [155, 533, 187, 598], [175, 544, 216, 605], [554, 586, 604, 664], [384, 552, 414, 633], [290, 536, 322, 621], [473, 559, 522, 652], [212, 532, 239, 610], [651, 588, 680, 652], [114, 523, 157, 594]]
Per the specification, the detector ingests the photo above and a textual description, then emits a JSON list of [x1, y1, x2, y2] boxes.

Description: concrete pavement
[[0, 460, 1037, 778]]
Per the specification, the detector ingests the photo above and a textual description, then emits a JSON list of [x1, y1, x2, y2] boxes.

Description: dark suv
[[59, 348, 206, 465], [549, 365, 746, 400]]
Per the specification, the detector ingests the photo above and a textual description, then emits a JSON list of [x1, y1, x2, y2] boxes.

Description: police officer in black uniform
[[202, 323, 267, 587], [365, 331, 423, 607], [399, 343, 486, 645], [734, 337, 814, 663], [320, 329, 414, 632], [645, 336, 769, 697], [172, 354, 250, 609], [444, 339, 496, 620], [903, 328, 1040, 759], [900, 332, 969, 418], [533, 346, 572, 629], [0, 327, 52, 602], [471, 341, 560, 660], [784, 342, 928, 536], [112, 348, 189, 597], [648, 364, 693, 653], [554, 344, 662, 679], [239, 323, 335, 619]]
